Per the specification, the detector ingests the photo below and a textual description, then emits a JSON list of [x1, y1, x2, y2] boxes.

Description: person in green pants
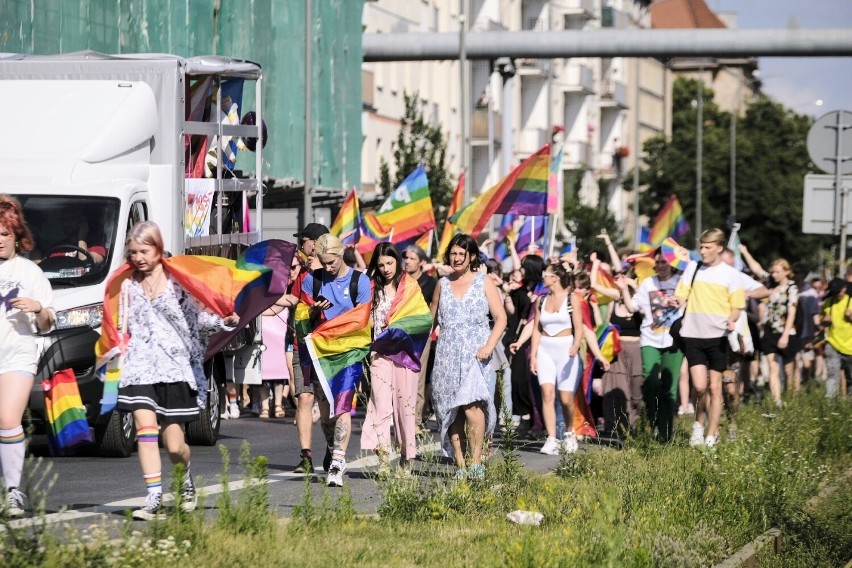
[[633, 251, 683, 442]]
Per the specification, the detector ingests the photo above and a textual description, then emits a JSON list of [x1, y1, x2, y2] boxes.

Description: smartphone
[[315, 294, 334, 308]]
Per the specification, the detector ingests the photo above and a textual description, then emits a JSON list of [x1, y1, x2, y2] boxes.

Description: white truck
[[0, 51, 267, 456]]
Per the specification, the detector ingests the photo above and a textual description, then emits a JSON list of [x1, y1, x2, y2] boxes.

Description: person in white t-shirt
[[0, 195, 54, 518], [633, 250, 682, 442]]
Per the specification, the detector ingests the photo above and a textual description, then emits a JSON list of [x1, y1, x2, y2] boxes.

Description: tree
[[563, 168, 627, 258], [378, 92, 455, 229], [640, 77, 832, 270]]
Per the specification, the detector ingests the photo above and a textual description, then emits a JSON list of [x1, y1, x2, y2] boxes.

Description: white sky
[[712, 0, 852, 116]]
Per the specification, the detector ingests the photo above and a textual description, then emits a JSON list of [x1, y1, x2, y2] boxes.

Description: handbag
[[42, 368, 94, 455], [669, 261, 702, 349]]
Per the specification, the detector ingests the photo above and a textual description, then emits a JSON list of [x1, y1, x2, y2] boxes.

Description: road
[[9, 410, 564, 533]]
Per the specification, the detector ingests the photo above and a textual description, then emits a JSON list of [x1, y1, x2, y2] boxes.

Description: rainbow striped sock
[[137, 426, 159, 444], [143, 472, 162, 495], [0, 426, 26, 489], [0, 427, 25, 445]]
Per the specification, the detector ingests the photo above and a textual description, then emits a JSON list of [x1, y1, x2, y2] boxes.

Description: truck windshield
[[13, 195, 120, 286]]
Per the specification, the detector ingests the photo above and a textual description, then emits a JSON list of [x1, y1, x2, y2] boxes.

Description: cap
[[293, 223, 330, 241]]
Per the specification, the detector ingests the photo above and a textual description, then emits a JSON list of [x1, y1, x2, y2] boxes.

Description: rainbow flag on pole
[[356, 210, 394, 255], [95, 240, 295, 414], [304, 302, 372, 418], [330, 188, 361, 246], [649, 195, 690, 247], [437, 171, 465, 258], [371, 274, 433, 372], [414, 230, 433, 257], [375, 164, 436, 246], [494, 214, 547, 261], [451, 145, 550, 237]]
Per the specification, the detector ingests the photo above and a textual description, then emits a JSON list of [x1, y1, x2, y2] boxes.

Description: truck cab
[[0, 52, 266, 456]]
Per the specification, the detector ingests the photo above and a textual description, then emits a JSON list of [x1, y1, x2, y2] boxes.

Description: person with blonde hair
[[674, 228, 745, 448], [300, 232, 371, 487], [0, 195, 54, 518], [113, 221, 239, 520]]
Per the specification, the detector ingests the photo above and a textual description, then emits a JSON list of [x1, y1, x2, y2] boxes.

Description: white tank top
[[539, 295, 573, 336]]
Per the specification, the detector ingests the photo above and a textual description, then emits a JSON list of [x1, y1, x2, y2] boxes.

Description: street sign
[[802, 174, 852, 235], [807, 111, 852, 175]]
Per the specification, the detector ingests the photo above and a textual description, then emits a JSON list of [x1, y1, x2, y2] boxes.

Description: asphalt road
[[9, 409, 568, 534]]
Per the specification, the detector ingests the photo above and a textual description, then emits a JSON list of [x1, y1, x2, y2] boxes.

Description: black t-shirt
[[417, 272, 438, 306], [503, 287, 533, 347]]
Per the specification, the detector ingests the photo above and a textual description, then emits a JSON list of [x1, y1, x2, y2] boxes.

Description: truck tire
[[186, 374, 221, 446], [95, 410, 135, 458]]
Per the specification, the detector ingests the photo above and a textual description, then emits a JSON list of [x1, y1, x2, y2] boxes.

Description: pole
[[303, 0, 313, 227], [487, 78, 495, 188], [695, 67, 704, 243], [632, 57, 641, 246], [459, 0, 469, 203], [730, 79, 740, 222], [835, 111, 847, 267]]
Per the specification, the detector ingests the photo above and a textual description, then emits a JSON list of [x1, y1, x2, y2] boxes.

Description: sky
[[711, 0, 852, 117]]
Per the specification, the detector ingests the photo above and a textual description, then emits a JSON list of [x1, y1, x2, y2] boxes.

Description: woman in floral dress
[[430, 234, 506, 479]]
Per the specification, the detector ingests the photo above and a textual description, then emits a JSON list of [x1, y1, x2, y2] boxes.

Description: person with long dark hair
[[0, 195, 54, 518], [361, 242, 432, 471], [430, 233, 506, 479]]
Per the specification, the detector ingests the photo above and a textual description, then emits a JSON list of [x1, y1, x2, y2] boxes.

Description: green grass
[[3, 392, 850, 567]]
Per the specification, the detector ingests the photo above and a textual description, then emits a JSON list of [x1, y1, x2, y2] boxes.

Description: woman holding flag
[[361, 243, 432, 472], [430, 233, 506, 479]]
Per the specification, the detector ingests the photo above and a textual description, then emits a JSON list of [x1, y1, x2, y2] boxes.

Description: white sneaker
[[221, 408, 232, 420], [540, 437, 560, 456], [689, 422, 706, 447], [561, 432, 579, 454], [180, 476, 197, 512], [685, 403, 695, 415], [132, 492, 165, 521], [4, 488, 27, 518], [229, 402, 240, 419], [704, 435, 718, 448], [326, 458, 347, 487]]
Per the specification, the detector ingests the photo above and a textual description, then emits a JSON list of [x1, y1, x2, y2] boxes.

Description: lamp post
[[695, 66, 703, 243]]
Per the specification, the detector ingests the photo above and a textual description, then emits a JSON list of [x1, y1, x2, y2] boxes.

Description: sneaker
[[323, 447, 333, 473], [689, 422, 706, 447], [468, 464, 485, 480], [221, 408, 231, 420], [705, 435, 718, 448], [326, 458, 347, 487], [562, 432, 579, 454], [180, 476, 197, 512], [229, 402, 240, 419], [540, 436, 560, 456], [454, 467, 468, 479], [293, 451, 314, 474], [132, 492, 165, 521], [4, 488, 27, 518], [686, 403, 695, 415]]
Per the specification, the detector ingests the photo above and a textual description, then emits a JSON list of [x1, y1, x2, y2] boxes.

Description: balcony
[[559, 63, 594, 94], [521, 127, 549, 153], [600, 79, 629, 110], [601, 6, 630, 29], [471, 108, 503, 145], [552, 0, 595, 20], [562, 139, 590, 168], [517, 58, 548, 78]]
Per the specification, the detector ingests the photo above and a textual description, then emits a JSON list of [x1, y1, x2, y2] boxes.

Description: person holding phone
[[300, 234, 371, 487]]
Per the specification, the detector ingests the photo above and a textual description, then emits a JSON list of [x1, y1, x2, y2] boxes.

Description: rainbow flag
[[594, 265, 619, 306], [624, 250, 657, 284], [494, 214, 547, 261], [357, 210, 393, 255], [375, 164, 436, 246], [95, 240, 295, 414], [371, 274, 433, 372], [414, 230, 433, 257], [548, 144, 563, 214], [649, 195, 690, 246], [451, 145, 550, 237], [636, 226, 653, 252], [596, 323, 622, 363], [330, 188, 361, 246], [42, 368, 94, 454], [304, 302, 372, 418], [437, 171, 465, 257]]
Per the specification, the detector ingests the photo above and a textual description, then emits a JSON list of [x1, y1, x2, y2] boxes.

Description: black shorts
[[760, 331, 801, 361], [117, 382, 200, 424], [683, 336, 729, 373]]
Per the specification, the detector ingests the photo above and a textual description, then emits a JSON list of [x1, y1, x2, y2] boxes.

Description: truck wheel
[[186, 375, 221, 446], [95, 410, 135, 458]]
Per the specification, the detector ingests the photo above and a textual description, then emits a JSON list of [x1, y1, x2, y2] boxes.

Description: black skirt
[[117, 382, 200, 424]]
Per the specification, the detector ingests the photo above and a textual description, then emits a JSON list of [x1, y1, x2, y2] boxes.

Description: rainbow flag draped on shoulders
[[371, 273, 433, 372], [95, 240, 295, 414], [649, 195, 690, 247], [304, 302, 372, 418], [451, 144, 550, 237]]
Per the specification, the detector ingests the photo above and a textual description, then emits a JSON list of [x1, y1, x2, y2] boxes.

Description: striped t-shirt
[[675, 261, 746, 339]]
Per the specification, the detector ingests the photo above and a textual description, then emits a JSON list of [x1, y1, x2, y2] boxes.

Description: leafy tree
[[563, 168, 626, 258], [640, 77, 832, 270], [378, 92, 455, 229]]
